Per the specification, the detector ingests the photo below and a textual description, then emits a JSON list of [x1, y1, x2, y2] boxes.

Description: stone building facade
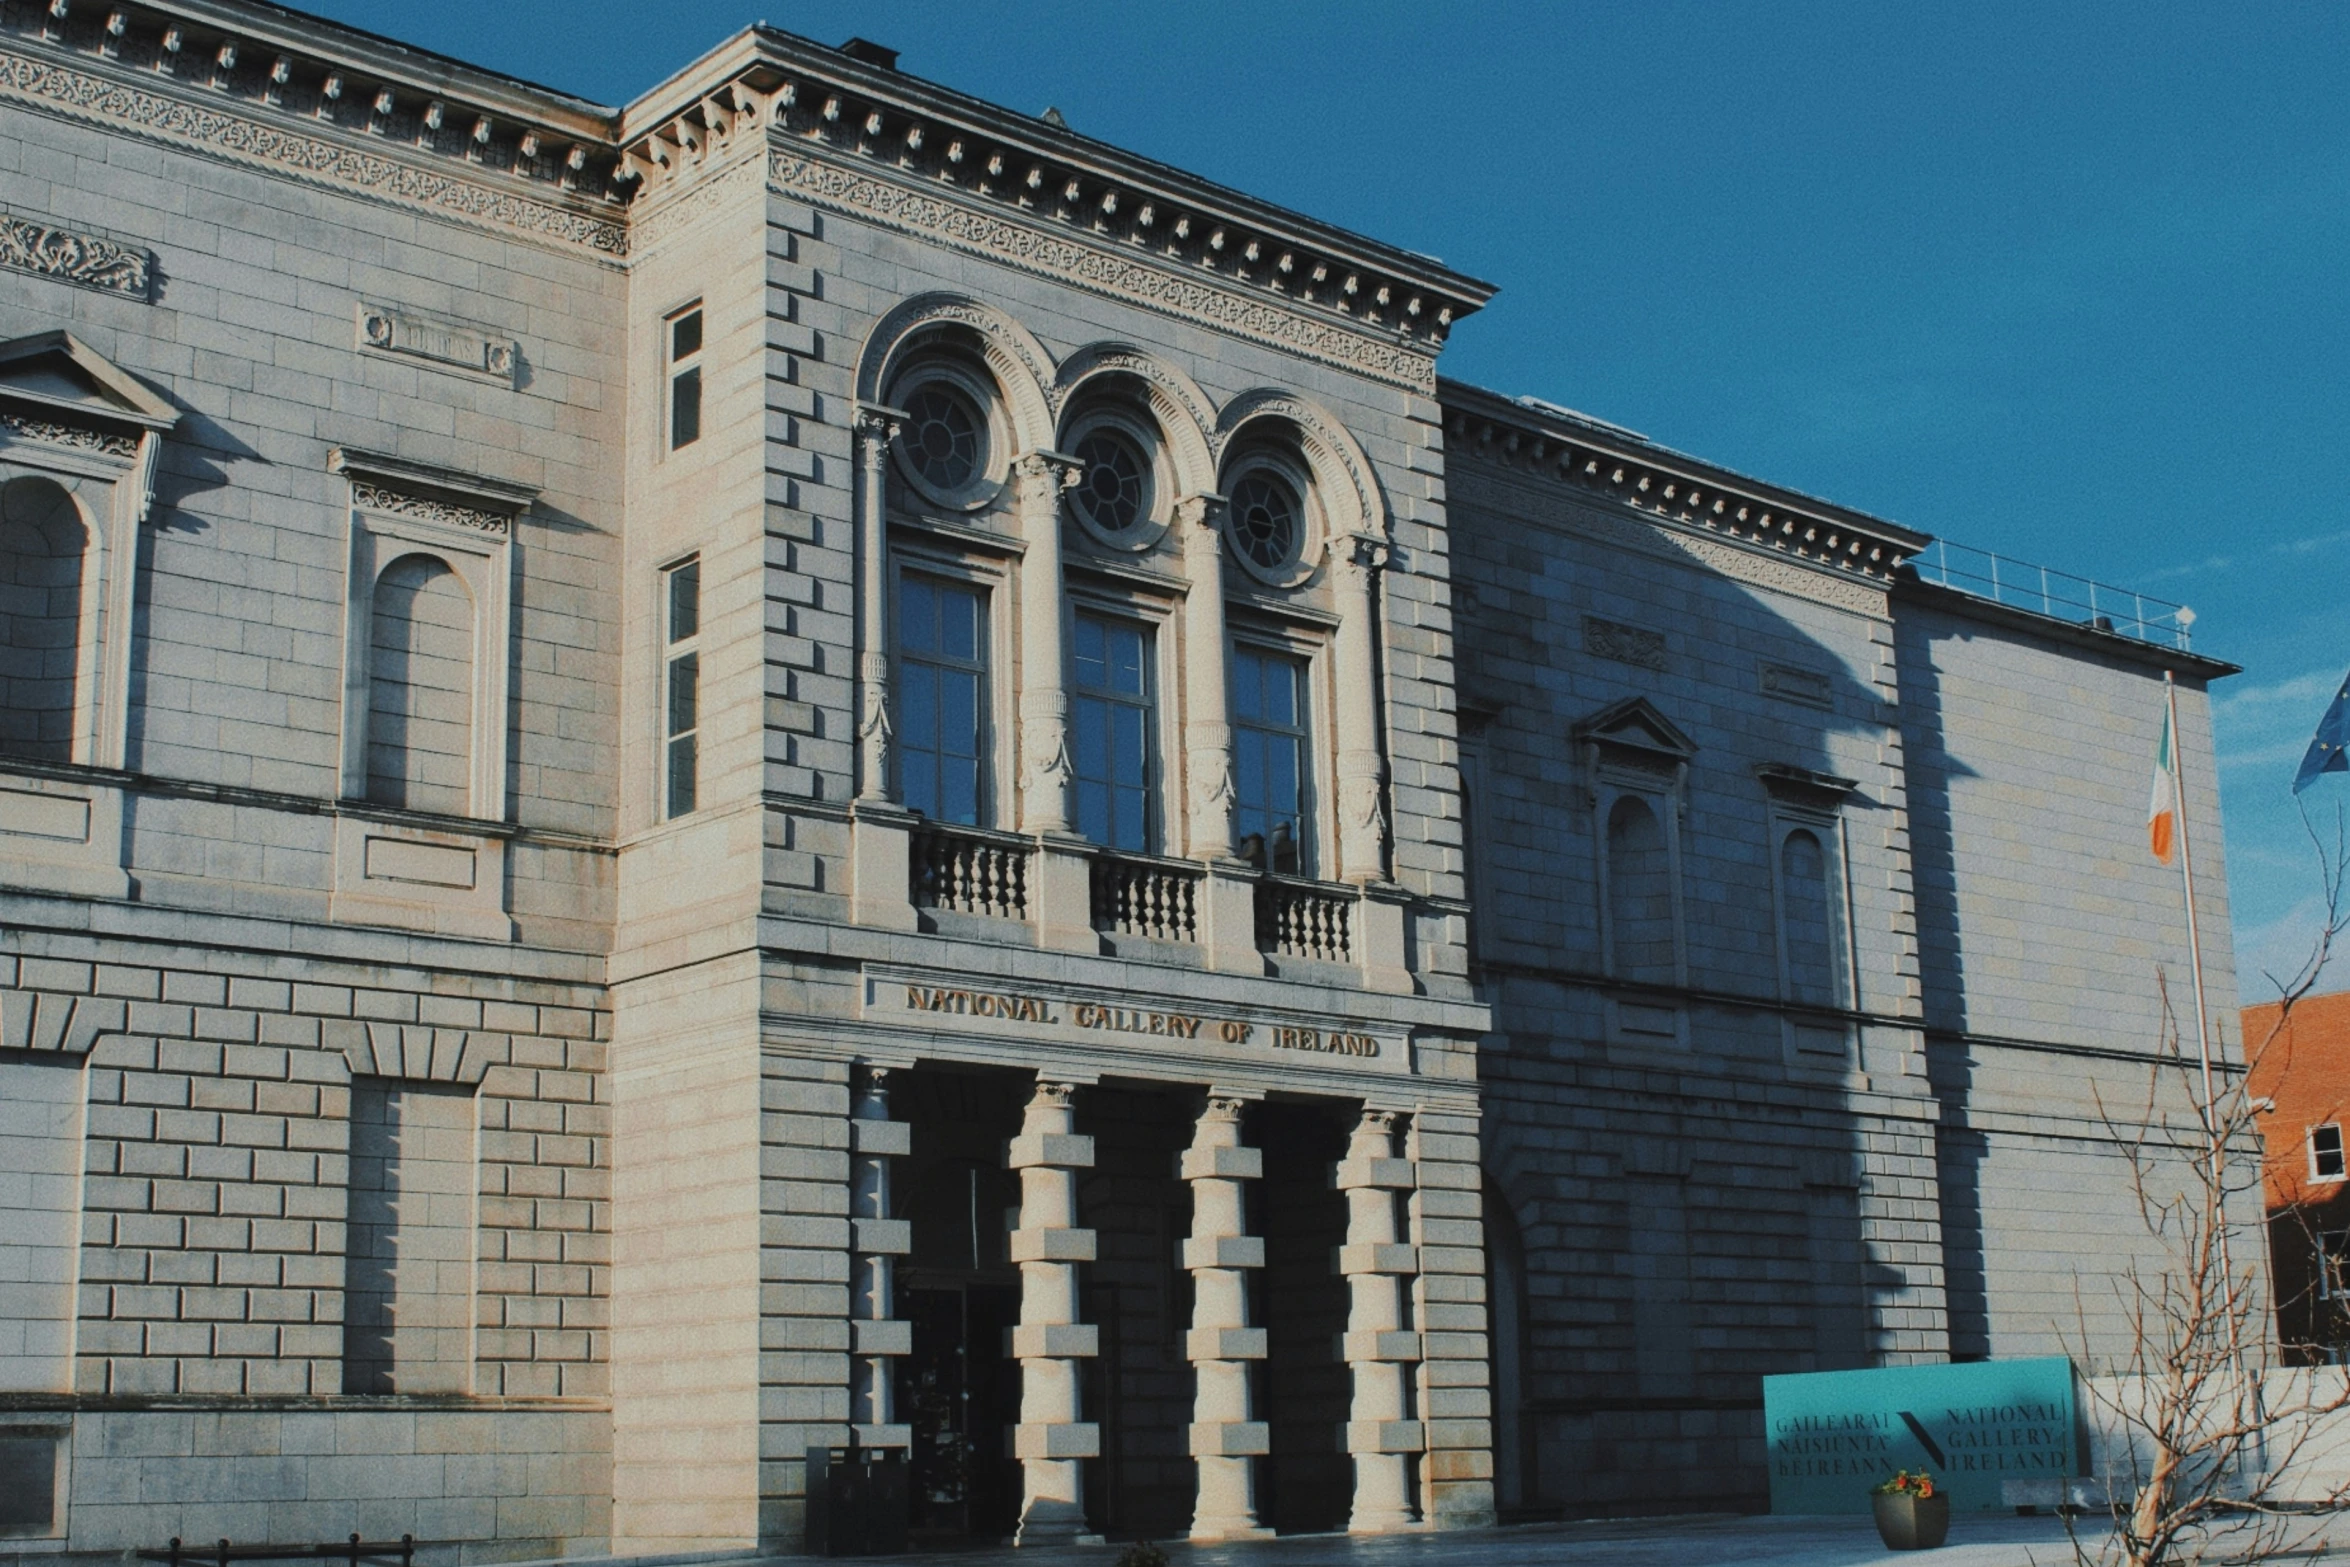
[[0, 0, 2237, 1553]]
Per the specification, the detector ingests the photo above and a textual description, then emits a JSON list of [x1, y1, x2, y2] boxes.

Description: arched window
[[366, 553, 474, 815], [1780, 827, 1839, 1007], [0, 477, 89, 763], [1606, 793, 1675, 983]]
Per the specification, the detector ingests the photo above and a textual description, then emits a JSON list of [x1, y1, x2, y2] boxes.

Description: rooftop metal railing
[[1906, 539, 2194, 649]]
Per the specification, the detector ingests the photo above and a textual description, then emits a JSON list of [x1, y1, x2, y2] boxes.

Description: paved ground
[[1164, 1515, 2093, 1567], [614, 1515, 2109, 1567]]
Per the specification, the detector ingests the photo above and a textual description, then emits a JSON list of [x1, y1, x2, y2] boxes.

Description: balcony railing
[[1256, 875, 1355, 963], [1906, 539, 2193, 649], [1089, 851, 1201, 943], [910, 821, 1030, 921]]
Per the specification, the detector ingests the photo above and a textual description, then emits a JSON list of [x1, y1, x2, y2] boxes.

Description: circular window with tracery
[[901, 382, 986, 496], [1226, 469, 1303, 576], [1071, 428, 1148, 538]]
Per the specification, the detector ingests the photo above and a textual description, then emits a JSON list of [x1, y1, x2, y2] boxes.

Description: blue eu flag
[[2295, 670, 2350, 793]]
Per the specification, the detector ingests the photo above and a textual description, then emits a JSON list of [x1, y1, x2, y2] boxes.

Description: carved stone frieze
[[0, 409, 140, 457], [350, 479, 510, 536], [632, 153, 765, 253], [1583, 616, 1667, 673], [770, 150, 1440, 394], [0, 47, 627, 257], [0, 212, 149, 297]]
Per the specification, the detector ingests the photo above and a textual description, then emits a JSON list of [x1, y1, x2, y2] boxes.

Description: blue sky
[[305, 1, 2350, 998]]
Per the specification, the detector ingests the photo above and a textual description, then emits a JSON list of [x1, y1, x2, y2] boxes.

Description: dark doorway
[[895, 1068, 1029, 1546], [1255, 1100, 1353, 1533], [1076, 1082, 1194, 1539]]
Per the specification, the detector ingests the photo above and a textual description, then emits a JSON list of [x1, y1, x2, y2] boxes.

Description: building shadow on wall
[[1891, 606, 1989, 1362], [1456, 516, 1958, 1517]]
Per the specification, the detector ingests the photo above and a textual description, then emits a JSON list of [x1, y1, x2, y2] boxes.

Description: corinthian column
[[1181, 1094, 1271, 1541], [1014, 453, 1083, 833], [1177, 494, 1235, 858], [848, 1067, 912, 1448], [1330, 533, 1390, 882], [1007, 1078, 1099, 1545], [1337, 1108, 1421, 1533], [854, 407, 902, 803]]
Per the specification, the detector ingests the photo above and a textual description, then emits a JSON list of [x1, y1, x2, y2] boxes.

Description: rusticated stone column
[[1180, 1094, 1271, 1541], [848, 1066, 911, 1448], [854, 407, 902, 803], [1330, 533, 1389, 883], [1014, 452, 1083, 833], [1338, 1108, 1422, 1533], [1007, 1078, 1099, 1544]]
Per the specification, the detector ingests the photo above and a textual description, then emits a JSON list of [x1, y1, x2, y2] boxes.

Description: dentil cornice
[[617, 34, 1494, 393], [1440, 379, 1926, 591], [0, 0, 630, 256]]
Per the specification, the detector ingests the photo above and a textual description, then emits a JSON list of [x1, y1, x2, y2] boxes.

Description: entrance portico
[[841, 1046, 1483, 1548]]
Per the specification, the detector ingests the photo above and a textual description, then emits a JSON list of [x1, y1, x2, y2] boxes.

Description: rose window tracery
[[1071, 429, 1147, 536], [1227, 470, 1302, 572], [901, 383, 985, 493]]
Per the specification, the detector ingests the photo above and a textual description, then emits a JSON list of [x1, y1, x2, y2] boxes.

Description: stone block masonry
[[0, 0, 2244, 1549]]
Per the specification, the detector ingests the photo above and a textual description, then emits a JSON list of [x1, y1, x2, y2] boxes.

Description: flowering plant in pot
[[1871, 1470, 1950, 1550]]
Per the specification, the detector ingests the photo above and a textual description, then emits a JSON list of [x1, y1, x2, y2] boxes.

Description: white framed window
[[1230, 641, 1315, 876], [2322, 1230, 2350, 1300], [2314, 1123, 2346, 1183], [897, 570, 991, 826], [667, 303, 703, 451], [661, 556, 700, 819], [1070, 608, 1160, 853]]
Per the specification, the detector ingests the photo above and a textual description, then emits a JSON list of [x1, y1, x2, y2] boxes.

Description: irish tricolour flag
[[2149, 703, 2180, 864]]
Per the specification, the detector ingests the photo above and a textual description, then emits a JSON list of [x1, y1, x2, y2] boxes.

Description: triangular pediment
[[0, 330, 177, 432], [1572, 696, 1696, 761]]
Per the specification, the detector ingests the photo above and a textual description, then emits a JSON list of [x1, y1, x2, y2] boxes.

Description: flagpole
[[2165, 670, 2218, 1122]]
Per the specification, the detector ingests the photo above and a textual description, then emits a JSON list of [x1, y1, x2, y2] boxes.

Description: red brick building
[[2246, 990, 2350, 1362]]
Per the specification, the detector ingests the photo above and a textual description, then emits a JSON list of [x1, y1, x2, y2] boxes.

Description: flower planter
[[1871, 1490, 1951, 1550]]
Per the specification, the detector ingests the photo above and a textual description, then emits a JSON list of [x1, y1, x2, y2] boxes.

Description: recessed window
[[1226, 468, 1302, 574], [2315, 1123, 2346, 1182], [667, 306, 703, 450], [1071, 612, 1154, 853], [1232, 645, 1309, 875], [662, 557, 700, 818], [1606, 792, 1676, 985], [1779, 828, 1839, 1008], [2324, 1231, 2350, 1299], [899, 574, 988, 826], [1071, 428, 1148, 537], [901, 382, 985, 494]]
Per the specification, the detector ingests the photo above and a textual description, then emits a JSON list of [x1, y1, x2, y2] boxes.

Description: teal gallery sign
[[1762, 1357, 2079, 1514]]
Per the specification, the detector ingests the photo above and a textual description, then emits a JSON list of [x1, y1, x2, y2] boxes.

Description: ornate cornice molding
[[0, 407, 141, 458], [1450, 463, 1890, 620], [0, 11, 628, 258], [1443, 389, 1921, 590], [768, 148, 1439, 394], [350, 479, 508, 536], [0, 212, 150, 297], [329, 447, 534, 538]]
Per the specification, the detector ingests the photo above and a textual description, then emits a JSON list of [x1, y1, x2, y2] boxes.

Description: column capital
[[1013, 448, 1084, 508], [1175, 491, 1230, 538], [853, 403, 905, 463], [1332, 529, 1391, 580]]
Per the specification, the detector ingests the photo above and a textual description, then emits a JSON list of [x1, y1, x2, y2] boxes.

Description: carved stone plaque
[[1583, 615, 1667, 672], [357, 302, 517, 383]]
